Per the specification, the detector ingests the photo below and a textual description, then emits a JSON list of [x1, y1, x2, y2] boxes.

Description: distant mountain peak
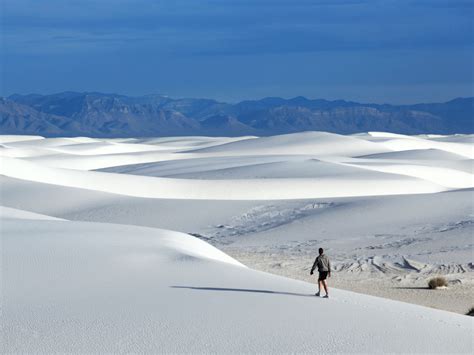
[[1, 92, 472, 137]]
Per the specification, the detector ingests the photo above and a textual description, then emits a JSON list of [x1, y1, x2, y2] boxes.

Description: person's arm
[[328, 258, 331, 277], [310, 257, 318, 275]]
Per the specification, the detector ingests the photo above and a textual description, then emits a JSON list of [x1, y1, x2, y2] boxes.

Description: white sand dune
[[1, 156, 447, 199], [3, 215, 472, 353], [369, 136, 473, 158], [2, 175, 472, 267], [0, 145, 61, 158], [50, 141, 165, 155], [101, 156, 403, 179], [0, 135, 44, 144], [4, 137, 256, 170], [428, 135, 474, 144], [4, 131, 472, 199], [358, 148, 467, 160], [343, 162, 473, 189], [0, 175, 262, 230], [0, 205, 66, 221], [188, 131, 392, 157], [4, 137, 91, 148], [100, 155, 296, 176], [24, 150, 183, 170], [124, 135, 257, 148], [2, 131, 473, 353]]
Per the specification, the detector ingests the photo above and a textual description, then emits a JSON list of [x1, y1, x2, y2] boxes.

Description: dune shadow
[[171, 286, 315, 297]]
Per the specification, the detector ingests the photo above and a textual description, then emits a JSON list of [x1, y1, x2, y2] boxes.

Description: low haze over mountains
[[1, 92, 472, 137]]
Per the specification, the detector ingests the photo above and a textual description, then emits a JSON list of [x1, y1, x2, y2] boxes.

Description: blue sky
[[1, 0, 473, 103]]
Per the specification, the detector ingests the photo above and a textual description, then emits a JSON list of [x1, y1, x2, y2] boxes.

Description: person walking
[[310, 248, 331, 298]]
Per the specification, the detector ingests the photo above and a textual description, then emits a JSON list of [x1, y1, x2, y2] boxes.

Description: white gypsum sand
[[3, 216, 473, 353], [1, 132, 473, 353]]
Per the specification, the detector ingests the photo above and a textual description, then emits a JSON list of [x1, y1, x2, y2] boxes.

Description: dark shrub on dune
[[428, 277, 448, 289]]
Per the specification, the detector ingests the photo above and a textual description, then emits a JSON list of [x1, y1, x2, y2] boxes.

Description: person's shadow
[[171, 286, 314, 298]]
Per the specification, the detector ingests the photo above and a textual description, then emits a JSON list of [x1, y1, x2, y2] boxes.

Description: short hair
[[319, 248, 324, 254]]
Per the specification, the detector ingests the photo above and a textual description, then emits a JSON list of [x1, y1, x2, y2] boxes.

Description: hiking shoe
[[315, 292, 320, 297]]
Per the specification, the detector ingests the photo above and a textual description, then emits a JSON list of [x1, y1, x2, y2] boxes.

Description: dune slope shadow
[[171, 286, 314, 297]]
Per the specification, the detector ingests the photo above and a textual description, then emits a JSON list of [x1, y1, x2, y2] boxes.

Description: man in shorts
[[310, 248, 331, 298]]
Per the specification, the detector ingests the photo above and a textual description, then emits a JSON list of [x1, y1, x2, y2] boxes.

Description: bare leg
[[322, 280, 328, 295], [316, 280, 322, 295]]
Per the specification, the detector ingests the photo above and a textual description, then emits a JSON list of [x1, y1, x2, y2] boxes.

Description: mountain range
[[1, 92, 472, 137]]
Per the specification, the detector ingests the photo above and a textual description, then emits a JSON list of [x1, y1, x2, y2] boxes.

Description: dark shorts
[[318, 271, 328, 281]]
